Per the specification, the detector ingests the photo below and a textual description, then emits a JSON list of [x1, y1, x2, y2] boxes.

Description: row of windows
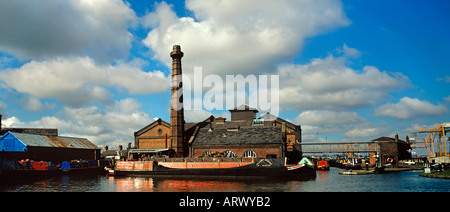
[[202, 149, 258, 158]]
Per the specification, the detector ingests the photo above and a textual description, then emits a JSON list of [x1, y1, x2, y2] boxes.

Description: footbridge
[[300, 141, 380, 153]]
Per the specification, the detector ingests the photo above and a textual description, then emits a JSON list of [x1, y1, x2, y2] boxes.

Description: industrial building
[[133, 45, 303, 163], [372, 134, 412, 167]]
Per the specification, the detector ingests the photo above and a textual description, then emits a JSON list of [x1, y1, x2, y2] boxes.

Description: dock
[[419, 170, 450, 179], [339, 167, 421, 175]]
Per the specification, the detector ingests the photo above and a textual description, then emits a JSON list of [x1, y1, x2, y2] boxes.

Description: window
[[157, 128, 163, 135], [242, 150, 257, 158], [252, 119, 264, 125]]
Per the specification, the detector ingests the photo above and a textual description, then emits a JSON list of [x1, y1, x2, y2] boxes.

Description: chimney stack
[[170, 45, 185, 156]]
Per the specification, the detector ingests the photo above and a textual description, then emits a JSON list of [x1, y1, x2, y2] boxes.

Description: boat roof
[[192, 126, 283, 147]]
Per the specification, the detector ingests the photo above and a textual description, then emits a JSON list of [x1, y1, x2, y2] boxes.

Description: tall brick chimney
[[170, 45, 185, 156]]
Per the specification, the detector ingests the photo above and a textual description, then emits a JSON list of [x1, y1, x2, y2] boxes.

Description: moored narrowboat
[[109, 157, 316, 180], [60, 160, 110, 174], [0, 159, 60, 185]]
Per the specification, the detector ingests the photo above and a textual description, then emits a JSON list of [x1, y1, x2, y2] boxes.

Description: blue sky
[[0, 0, 449, 155]]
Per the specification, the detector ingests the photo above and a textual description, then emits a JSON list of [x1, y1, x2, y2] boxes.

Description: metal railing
[[300, 142, 380, 153]]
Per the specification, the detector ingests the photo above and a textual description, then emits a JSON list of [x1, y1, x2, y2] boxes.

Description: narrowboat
[[0, 159, 60, 185], [60, 160, 110, 174], [0, 159, 110, 185], [108, 157, 316, 180]]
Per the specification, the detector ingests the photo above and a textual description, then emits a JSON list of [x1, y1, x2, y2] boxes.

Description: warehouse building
[[0, 131, 100, 162]]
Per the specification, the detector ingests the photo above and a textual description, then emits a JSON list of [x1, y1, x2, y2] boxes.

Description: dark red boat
[[108, 157, 316, 180]]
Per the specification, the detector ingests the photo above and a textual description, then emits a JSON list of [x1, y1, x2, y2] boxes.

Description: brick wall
[[137, 124, 171, 149]]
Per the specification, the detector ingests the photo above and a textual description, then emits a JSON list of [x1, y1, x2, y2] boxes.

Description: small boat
[[109, 157, 316, 180], [316, 160, 330, 171], [343, 158, 362, 170], [339, 170, 358, 175]]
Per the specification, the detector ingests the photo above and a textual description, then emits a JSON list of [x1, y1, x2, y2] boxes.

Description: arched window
[[242, 150, 257, 158]]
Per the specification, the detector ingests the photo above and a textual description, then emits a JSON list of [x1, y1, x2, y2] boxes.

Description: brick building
[[372, 133, 412, 167], [133, 45, 303, 163], [134, 106, 302, 163]]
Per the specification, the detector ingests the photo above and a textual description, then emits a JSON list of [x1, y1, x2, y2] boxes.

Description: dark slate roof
[[192, 126, 283, 147]]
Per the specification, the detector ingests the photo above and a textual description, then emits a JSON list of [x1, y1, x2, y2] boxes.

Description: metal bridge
[[300, 141, 380, 153]]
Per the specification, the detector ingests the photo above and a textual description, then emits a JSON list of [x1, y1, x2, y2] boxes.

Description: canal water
[[1, 167, 448, 192]]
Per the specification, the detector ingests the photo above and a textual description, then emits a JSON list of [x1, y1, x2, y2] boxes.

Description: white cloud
[[0, 57, 170, 107], [0, 0, 136, 62], [292, 110, 372, 141], [343, 127, 388, 138], [277, 54, 411, 111], [1, 116, 25, 128], [20, 96, 45, 112], [294, 110, 364, 125], [142, 0, 349, 76], [339, 43, 362, 59], [184, 109, 212, 122], [23, 98, 153, 147], [374, 97, 448, 119]]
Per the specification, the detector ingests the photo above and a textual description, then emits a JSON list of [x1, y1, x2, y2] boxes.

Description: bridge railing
[[300, 142, 380, 153]]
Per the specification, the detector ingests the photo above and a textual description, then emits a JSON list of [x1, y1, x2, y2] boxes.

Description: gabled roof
[[1, 131, 99, 150], [134, 118, 171, 136]]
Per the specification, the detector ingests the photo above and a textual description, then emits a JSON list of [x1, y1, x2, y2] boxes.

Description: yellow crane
[[410, 122, 450, 157]]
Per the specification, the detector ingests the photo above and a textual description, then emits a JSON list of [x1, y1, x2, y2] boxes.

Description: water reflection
[[2, 168, 449, 192], [112, 176, 155, 192], [316, 170, 330, 181], [111, 176, 250, 192]]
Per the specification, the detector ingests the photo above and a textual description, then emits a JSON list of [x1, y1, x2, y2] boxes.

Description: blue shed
[[0, 131, 28, 152]]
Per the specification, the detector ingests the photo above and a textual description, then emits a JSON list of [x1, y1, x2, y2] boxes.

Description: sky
[[0, 0, 449, 155]]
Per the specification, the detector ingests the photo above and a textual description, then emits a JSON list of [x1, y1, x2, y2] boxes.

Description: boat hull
[[317, 166, 330, 171], [111, 160, 316, 180]]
